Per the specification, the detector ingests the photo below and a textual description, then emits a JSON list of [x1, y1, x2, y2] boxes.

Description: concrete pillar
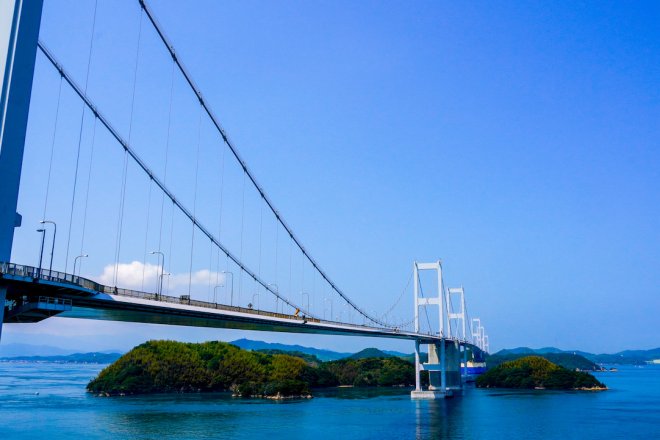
[[444, 340, 462, 390], [428, 342, 440, 390], [414, 340, 421, 392], [0, 0, 44, 340]]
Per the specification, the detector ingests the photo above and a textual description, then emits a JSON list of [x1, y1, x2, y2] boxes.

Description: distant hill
[[492, 347, 660, 365], [255, 349, 322, 366], [383, 350, 411, 358], [232, 340, 418, 362], [349, 348, 393, 359], [230, 339, 350, 361], [0, 343, 124, 357], [0, 352, 122, 364], [496, 347, 566, 356], [0, 343, 77, 357], [487, 352, 602, 371]]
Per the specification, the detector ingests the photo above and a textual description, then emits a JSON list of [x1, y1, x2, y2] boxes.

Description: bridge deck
[[1, 263, 470, 345]]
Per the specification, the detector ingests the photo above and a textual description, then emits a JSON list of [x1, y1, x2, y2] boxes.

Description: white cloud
[[96, 261, 225, 292]]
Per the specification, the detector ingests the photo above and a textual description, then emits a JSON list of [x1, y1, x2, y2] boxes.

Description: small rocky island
[[87, 340, 415, 398], [476, 356, 606, 390]]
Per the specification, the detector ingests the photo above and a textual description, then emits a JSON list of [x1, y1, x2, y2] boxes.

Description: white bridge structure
[[0, 0, 489, 399]]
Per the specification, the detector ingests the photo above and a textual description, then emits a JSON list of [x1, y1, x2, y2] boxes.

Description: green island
[[486, 352, 603, 371], [476, 356, 606, 390], [87, 340, 415, 398]]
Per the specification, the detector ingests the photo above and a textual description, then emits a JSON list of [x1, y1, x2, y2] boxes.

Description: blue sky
[[4, 0, 659, 354]]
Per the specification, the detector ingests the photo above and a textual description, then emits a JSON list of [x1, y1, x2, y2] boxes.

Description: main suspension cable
[[136, 0, 389, 327], [37, 40, 309, 317]]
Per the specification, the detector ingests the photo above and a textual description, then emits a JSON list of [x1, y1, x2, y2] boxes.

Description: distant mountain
[[0, 343, 77, 357], [230, 338, 350, 361], [0, 343, 124, 357], [383, 350, 411, 358], [349, 348, 393, 359], [487, 352, 602, 371], [496, 347, 565, 356], [536, 347, 566, 354], [0, 352, 121, 364], [493, 347, 660, 365], [255, 349, 322, 365], [616, 348, 660, 360], [495, 347, 537, 355]]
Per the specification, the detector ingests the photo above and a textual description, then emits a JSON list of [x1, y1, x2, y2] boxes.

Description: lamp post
[[268, 283, 279, 313], [221, 271, 234, 306], [36, 228, 45, 278], [158, 272, 170, 299], [149, 251, 164, 299], [301, 291, 310, 315], [73, 254, 88, 277], [40, 220, 56, 276]]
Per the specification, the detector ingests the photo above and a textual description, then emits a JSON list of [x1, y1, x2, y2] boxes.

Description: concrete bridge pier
[[411, 339, 463, 399]]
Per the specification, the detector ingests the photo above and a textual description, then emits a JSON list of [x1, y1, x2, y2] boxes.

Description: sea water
[[0, 362, 658, 439]]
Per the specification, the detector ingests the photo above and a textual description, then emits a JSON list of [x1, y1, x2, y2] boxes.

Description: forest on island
[[87, 340, 416, 397]]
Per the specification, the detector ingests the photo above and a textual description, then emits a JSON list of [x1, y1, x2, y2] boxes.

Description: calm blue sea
[[0, 362, 658, 439]]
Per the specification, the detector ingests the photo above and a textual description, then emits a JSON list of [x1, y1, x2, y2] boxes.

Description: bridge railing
[[1, 262, 415, 335], [0, 262, 102, 292]]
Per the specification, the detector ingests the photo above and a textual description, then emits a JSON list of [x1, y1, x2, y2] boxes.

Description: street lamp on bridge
[[149, 251, 164, 299], [73, 254, 88, 277], [158, 272, 170, 298], [39, 220, 56, 276], [36, 228, 46, 278]]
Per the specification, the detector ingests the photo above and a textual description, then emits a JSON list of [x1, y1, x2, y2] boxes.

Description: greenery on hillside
[[476, 356, 606, 390], [256, 349, 322, 366], [487, 352, 602, 371], [348, 348, 392, 360], [88, 341, 314, 397], [323, 357, 415, 387], [87, 340, 417, 397]]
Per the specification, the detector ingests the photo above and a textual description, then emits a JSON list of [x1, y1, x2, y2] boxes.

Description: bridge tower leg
[[0, 0, 44, 340], [411, 261, 463, 399]]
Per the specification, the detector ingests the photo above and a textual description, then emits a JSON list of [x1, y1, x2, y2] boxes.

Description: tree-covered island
[[476, 356, 606, 390], [87, 340, 416, 398], [88, 342, 607, 398]]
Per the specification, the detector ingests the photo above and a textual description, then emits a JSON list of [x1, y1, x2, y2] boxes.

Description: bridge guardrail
[[1, 262, 429, 336]]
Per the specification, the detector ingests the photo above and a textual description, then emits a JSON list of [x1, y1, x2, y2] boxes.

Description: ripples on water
[[0, 362, 658, 439]]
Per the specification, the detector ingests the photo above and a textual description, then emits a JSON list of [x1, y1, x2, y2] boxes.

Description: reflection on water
[[0, 362, 658, 439]]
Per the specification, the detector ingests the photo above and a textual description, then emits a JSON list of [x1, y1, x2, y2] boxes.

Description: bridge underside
[[0, 275, 444, 343]]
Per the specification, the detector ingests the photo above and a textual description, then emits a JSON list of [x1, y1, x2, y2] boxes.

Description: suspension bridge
[[0, 0, 489, 398]]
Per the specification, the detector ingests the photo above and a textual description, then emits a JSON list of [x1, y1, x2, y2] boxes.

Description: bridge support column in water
[[412, 339, 463, 399], [411, 261, 463, 399], [0, 0, 44, 340]]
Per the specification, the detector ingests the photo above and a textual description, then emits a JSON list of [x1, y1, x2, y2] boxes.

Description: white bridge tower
[[411, 261, 464, 399]]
